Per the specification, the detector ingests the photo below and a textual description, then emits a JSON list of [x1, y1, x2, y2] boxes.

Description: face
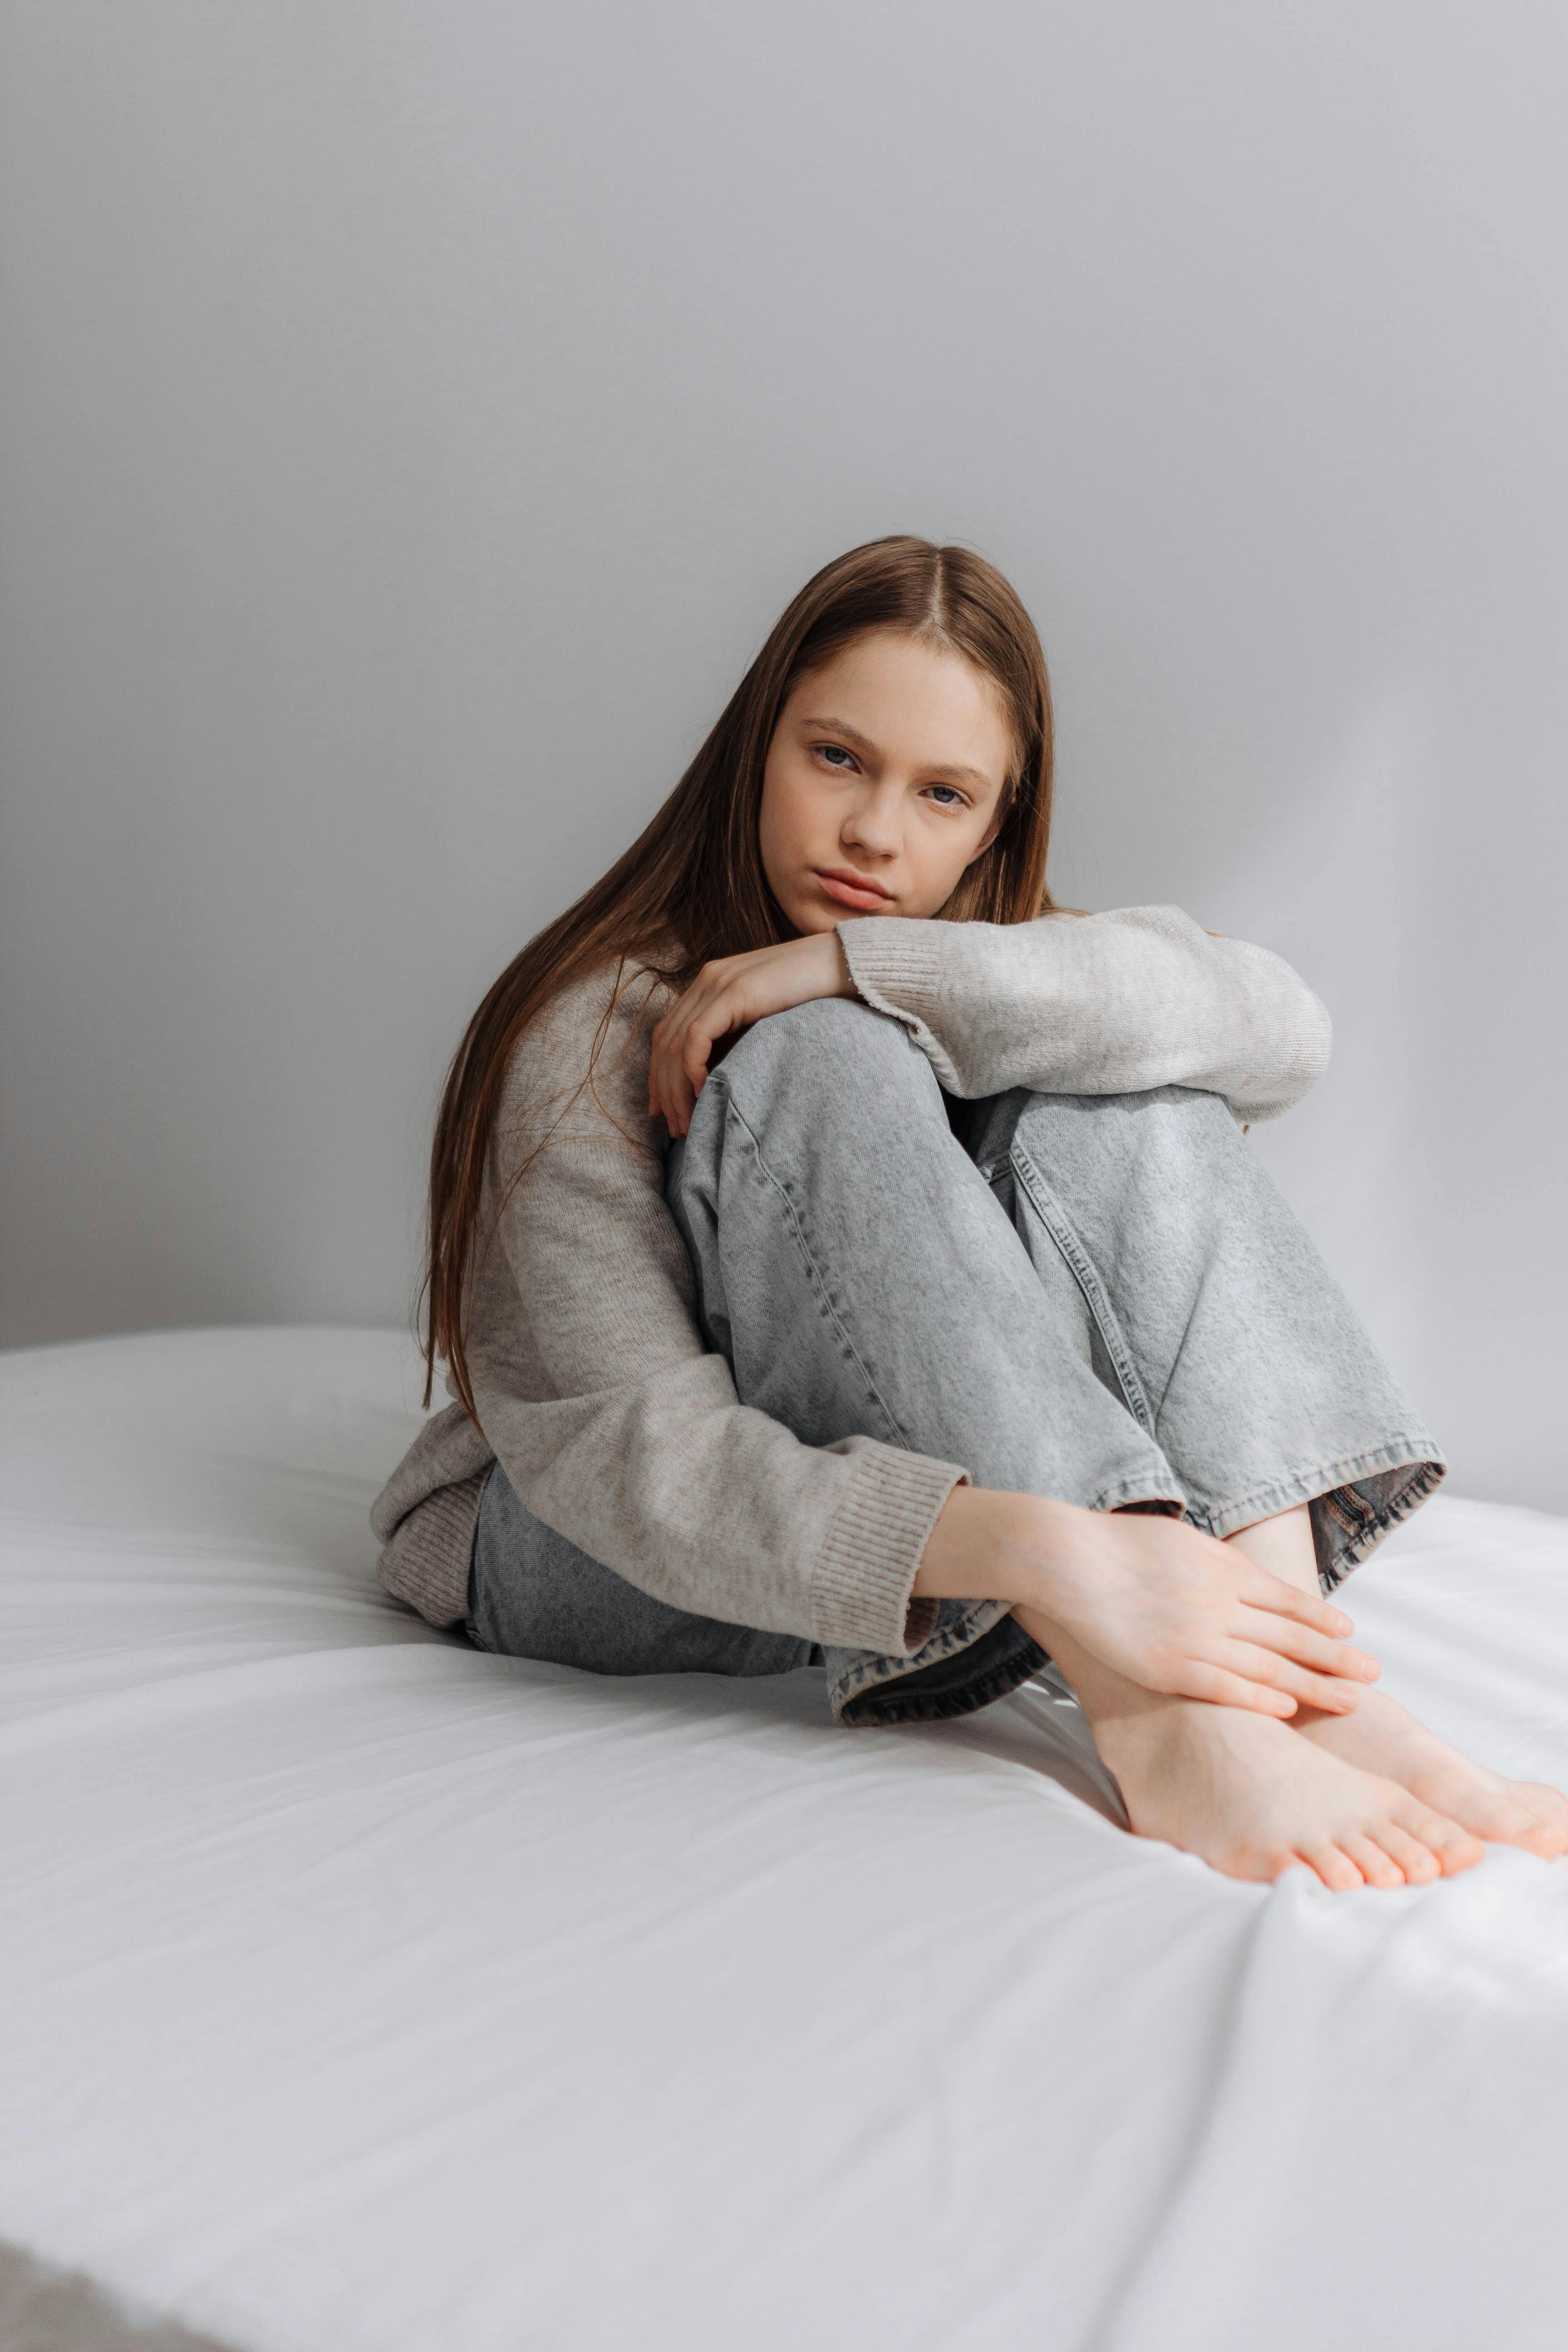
[[758, 630, 1014, 933]]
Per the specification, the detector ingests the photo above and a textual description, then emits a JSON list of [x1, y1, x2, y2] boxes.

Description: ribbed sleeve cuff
[[377, 1469, 488, 1628], [836, 918, 951, 1032], [811, 1444, 968, 1655]]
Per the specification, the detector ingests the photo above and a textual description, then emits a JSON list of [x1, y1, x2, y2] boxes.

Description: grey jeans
[[468, 999, 1443, 1726]]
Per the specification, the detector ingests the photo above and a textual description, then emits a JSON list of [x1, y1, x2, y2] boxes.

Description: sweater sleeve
[[464, 977, 962, 1657], [835, 904, 1332, 1123]]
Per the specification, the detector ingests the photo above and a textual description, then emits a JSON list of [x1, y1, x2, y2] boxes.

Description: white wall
[[3, 1, 1565, 1509]]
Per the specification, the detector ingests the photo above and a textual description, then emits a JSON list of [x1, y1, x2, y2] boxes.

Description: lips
[[815, 868, 894, 913]]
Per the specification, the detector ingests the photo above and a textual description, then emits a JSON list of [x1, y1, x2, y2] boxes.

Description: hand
[[917, 1488, 1379, 1717], [648, 934, 855, 1137]]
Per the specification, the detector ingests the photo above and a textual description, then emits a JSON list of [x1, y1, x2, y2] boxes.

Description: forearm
[[836, 906, 1332, 1118]]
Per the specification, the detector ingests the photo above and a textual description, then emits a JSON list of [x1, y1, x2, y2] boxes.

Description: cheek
[[758, 757, 813, 879], [901, 809, 997, 910]]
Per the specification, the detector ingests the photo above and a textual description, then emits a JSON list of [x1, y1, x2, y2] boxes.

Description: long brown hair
[[424, 534, 1058, 1412]]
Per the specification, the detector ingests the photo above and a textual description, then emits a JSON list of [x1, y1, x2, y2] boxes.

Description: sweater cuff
[[811, 1443, 968, 1655], [837, 917, 951, 1034], [377, 1469, 488, 1627]]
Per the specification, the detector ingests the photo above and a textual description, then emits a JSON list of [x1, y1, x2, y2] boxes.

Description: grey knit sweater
[[370, 906, 1331, 1649]]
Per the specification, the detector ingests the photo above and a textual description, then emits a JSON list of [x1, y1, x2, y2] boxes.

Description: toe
[[1516, 1785, 1568, 1852], [1494, 1804, 1568, 1860], [1367, 1823, 1440, 1886], [1303, 1842, 1365, 1893], [1404, 1806, 1486, 1876], [1343, 1833, 1405, 1889]]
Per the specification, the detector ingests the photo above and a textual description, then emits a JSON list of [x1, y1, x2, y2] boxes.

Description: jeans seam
[[721, 1094, 913, 1454], [1007, 1137, 1157, 1436]]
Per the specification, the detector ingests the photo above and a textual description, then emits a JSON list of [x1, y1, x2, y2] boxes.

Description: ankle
[[1014, 1610, 1176, 1748]]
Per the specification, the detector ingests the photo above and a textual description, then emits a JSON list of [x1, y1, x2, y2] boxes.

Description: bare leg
[[1222, 1504, 1321, 1592], [1013, 1600, 1483, 1889], [1227, 1508, 1568, 1861]]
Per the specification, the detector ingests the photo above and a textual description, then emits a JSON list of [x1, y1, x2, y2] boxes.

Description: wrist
[[821, 928, 856, 998], [995, 1491, 1082, 1611], [915, 1485, 1074, 1607]]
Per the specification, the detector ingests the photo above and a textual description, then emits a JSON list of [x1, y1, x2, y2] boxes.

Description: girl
[[373, 536, 1568, 1888]]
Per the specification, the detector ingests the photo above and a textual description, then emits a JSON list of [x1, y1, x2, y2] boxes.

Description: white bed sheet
[[3, 1327, 1567, 2352]]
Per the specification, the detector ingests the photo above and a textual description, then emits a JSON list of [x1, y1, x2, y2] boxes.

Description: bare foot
[[1294, 1687, 1568, 1861], [1092, 1688, 1486, 1889]]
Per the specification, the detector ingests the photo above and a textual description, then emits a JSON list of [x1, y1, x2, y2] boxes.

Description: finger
[[652, 984, 714, 1083], [1216, 1646, 1362, 1714], [682, 1020, 717, 1098], [1236, 1569, 1353, 1639], [678, 989, 738, 1096], [1235, 1613, 1381, 1681], [1176, 1662, 1297, 1717], [661, 1049, 696, 1138]]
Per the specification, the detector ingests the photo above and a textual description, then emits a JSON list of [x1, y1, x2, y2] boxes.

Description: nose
[[840, 779, 902, 860]]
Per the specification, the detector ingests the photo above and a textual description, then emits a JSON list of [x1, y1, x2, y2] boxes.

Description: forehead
[[788, 631, 1014, 784]]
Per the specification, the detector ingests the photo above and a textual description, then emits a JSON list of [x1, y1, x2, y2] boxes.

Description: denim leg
[[467, 1460, 820, 1681], [666, 1000, 1187, 1723], [968, 1084, 1446, 1588], [668, 1004, 1186, 1511]]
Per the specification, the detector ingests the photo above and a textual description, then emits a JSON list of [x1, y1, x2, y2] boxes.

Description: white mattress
[[3, 1328, 1566, 2352]]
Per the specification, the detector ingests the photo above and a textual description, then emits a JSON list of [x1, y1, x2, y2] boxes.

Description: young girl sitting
[[373, 535, 1568, 1888]]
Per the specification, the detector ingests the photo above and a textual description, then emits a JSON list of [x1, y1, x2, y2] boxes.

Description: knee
[[705, 996, 943, 1133], [723, 995, 928, 1093], [670, 1000, 946, 1252]]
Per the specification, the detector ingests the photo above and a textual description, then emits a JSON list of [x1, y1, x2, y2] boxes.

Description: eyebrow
[[797, 715, 996, 791]]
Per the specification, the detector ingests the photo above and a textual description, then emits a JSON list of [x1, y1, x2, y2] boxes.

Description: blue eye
[[820, 745, 854, 768], [927, 785, 963, 806]]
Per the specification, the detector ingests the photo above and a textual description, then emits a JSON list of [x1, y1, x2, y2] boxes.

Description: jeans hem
[[835, 1629, 1050, 1727], [826, 1598, 1008, 1708], [1089, 1470, 1187, 1516], [1184, 1438, 1447, 1590]]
